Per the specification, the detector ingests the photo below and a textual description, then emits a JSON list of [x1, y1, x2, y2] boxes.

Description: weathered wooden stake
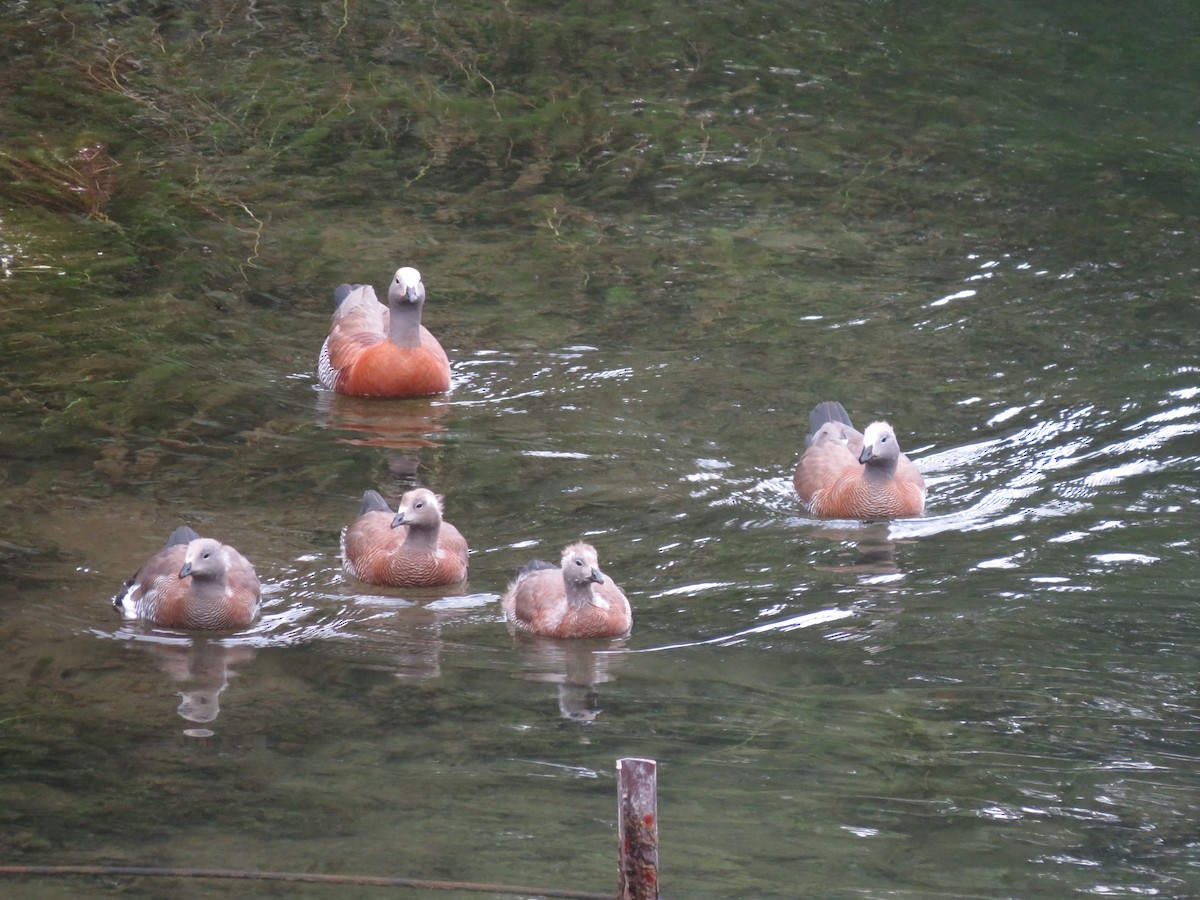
[[616, 757, 659, 900]]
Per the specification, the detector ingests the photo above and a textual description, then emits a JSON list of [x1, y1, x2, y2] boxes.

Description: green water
[[2, 1, 1198, 897]]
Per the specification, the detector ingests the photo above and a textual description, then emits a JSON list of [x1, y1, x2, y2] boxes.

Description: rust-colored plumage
[[502, 542, 632, 639], [113, 526, 261, 630], [318, 266, 451, 398], [793, 401, 926, 520], [341, 488, 469, 587]]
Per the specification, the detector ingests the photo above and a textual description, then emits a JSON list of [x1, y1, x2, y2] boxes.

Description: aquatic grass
[[7, 0, 840, 245], [0, 139, 122, 223], [2, 0, 1197, 502]]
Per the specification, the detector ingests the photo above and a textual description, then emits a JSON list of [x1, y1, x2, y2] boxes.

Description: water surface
[[1, 1, 1198, 897]]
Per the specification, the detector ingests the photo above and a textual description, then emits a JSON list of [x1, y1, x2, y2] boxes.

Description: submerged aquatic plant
[[0, 137, 121, 223]]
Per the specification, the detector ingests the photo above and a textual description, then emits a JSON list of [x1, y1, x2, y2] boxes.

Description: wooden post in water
[[616, 757, 659, 900]]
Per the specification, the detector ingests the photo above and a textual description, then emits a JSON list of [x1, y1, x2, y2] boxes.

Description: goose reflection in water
[[807, 525, 913, 581], [510, 637, 628, 724], [118, 634, 257, 731], [316, 597, 481, 682], [313, 389, 451, 451], [312, 391, 452, 509]]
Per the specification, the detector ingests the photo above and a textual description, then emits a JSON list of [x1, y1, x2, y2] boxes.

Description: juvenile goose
[[502, 542, 632, 639], [114, 526, 261, 630], [318, 266, 451, 398], [793, 400, 926, 520], [341, 488, 469, 587]]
